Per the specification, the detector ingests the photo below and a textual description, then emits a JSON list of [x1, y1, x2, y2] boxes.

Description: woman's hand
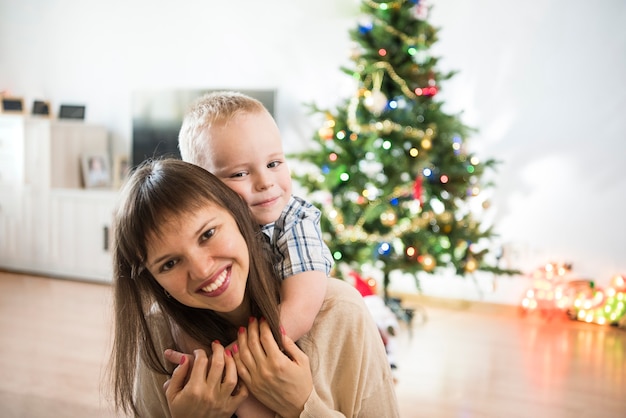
[[234, 318, 313, 418], [164, 341, 248, 418]]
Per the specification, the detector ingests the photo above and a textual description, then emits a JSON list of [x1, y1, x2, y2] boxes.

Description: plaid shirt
[[261, 195, 333, 279]]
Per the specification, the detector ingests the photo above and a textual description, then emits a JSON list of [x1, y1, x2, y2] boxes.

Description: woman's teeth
[[201, 269, 227, 293]]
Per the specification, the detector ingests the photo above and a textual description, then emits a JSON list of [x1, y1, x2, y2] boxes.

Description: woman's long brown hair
[[107, 158, 282, 416]]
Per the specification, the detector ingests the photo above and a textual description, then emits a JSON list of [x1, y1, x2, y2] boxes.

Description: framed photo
[[1, 97, 24, 113], [81, 153, 112, 189], [112, 154, 130, 188], [32, 100, 50, 116], [59, 104, 86, 120]]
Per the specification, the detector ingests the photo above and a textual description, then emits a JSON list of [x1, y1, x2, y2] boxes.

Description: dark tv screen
[[132, 89, 276, 169]]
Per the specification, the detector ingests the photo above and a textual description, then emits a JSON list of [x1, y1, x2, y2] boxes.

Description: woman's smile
[[197, 265, 231, 296]]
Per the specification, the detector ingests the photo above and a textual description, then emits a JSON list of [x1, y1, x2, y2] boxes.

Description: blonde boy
[[178, 91, 333, 342]]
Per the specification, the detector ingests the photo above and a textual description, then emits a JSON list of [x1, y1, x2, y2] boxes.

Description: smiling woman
[[144, 201, 251, 318], [107, 158, 399, 418]]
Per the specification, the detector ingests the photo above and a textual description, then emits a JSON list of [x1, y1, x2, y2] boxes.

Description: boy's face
[[203, 110, 292, 226]]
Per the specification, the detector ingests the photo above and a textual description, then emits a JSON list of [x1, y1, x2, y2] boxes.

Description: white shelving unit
[[0, 114, 118, 282]]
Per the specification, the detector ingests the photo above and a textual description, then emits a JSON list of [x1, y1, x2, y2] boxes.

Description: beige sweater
[[134, 278, 400, 417]]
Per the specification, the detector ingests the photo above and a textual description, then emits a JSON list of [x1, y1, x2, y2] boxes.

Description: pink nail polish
[[179, 356, 186, 365], [225, 349, 232, 357], [239, 326, 245, 334], [232, 344, 239, 354]]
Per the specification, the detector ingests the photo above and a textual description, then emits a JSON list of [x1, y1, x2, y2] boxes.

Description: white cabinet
[[0, 115, 27, 269], [0, 115, 117, 282], [0, 188, 24, 267], [48, 189, 117, 282], [0, 114, 26, 187]]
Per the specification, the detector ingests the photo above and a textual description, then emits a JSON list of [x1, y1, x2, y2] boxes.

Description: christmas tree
[[290, 0, 515, 295]]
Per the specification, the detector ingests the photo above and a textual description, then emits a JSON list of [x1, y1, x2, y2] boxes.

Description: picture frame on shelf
[[59, 104, 85, 120], [112, 154, 130, 189], [81, 153, 112, 189], [1, 97, 24, 113], [32, 100, 51, 116]]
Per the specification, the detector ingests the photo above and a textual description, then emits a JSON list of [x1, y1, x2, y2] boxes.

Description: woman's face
[[145, 201, 250, 322]]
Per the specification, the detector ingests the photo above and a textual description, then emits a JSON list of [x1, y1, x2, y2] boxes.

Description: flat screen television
[[131, 89, 276, 169]]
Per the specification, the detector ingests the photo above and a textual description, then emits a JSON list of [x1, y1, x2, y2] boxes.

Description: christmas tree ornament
[[357, 15, 373, 34], [380, 209, 397, 227], [412, 48, 429, 65], [411, 0, 429, 20], [413, 174, 423, 203], [350, 42, 363, 60], [358, 159, 384, 178], [419, 254, 436, 271], [464, 256, 477, 273], [363, 71, 388, 115], [377, 242, 393, 257]]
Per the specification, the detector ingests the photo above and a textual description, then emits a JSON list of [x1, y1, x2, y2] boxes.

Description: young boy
[[178, 91, 333, 343]]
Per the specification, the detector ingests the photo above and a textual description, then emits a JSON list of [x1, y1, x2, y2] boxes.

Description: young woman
[[108, 158, 399, 417]]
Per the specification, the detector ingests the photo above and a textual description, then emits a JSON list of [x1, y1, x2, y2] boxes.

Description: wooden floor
[[0, 271, 624, 418]]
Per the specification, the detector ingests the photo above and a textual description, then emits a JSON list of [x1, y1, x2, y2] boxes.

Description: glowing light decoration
[[520, 262, 581, 316], [520, 263, 626, 326], [569, 274, 626, 325]]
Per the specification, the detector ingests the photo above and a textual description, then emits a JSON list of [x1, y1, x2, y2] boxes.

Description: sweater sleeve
[[297, 278, 400, 418], [301, 387, 347, 418], [302, 373, 399, 418]]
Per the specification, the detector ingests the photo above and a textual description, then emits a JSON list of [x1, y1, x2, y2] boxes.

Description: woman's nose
[[188, 251, 213, 280]]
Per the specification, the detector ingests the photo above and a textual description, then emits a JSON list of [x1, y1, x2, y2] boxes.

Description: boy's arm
[[280, 270, 328, 341]]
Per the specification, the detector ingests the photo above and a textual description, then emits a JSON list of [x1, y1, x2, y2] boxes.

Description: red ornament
[[413, 174, 423, 204], [349, 270, 376, 297]]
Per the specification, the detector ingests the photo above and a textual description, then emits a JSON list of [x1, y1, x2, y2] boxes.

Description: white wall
[[1, 0, 625, 304]]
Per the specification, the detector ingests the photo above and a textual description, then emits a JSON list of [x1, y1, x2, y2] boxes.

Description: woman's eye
[[161, 259, 177, 272], [201, 228, 216, 241]]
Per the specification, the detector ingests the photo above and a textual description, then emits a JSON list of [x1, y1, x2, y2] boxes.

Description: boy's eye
[[230, 171, 247, 178], [268, 160, 281, 168]]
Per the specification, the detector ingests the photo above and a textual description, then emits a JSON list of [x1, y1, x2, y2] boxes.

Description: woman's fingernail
[[249, 316, 255, 323], [225, 349, 232, 357], [239, 326, 245, 334], [179, 356, 186, 365], [232, 344, 239, 354], [213, 339, 221, 345]]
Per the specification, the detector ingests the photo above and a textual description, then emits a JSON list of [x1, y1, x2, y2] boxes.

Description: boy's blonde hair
[[178, 91, 268, 168]]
